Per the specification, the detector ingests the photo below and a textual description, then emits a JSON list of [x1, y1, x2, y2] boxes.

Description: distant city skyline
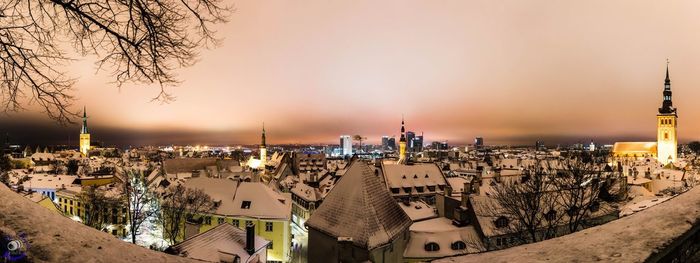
[[3, 0, 700, 146]]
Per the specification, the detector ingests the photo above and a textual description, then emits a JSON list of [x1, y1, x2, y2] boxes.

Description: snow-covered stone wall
[[0, 184, 197, 263], [436, 186, 700, 263]]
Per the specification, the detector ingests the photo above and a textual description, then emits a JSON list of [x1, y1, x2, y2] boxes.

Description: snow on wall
[[436, 186, 700, 263], [0, 184, 198, 263]]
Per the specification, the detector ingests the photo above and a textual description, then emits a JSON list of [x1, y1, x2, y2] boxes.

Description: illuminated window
[[665, 133, 669, 139]]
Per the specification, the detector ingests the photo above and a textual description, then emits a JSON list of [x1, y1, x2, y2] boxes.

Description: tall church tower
[[260, 123, 267, 169], [79, 106, 91, 156], [398, 116, 407, 164], [657, 63, 678, 164]]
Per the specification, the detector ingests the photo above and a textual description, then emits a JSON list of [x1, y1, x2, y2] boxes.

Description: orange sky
[[5, 0, 700, 146]]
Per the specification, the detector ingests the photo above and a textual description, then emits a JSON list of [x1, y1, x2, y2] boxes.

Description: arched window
[[451, 241, 467, 250], [495, 216, 509, 228], [425, 242, 440, 251]]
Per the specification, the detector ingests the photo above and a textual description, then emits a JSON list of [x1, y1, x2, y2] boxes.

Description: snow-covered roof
[[23, 174, 78, 190], [183, 178, 290, 220], [404, 217, 485, 259], [169, 223, 269, 263], [382, 163, 447, 196], [398, 200, 438, 222], [306, 161, 412, 250]]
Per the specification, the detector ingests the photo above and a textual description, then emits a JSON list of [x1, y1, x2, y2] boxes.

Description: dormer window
[[241, 200, 252, 209], [451, 241, 467, 250], [495, 216, 509, 228], [424, 242, 440, 252]]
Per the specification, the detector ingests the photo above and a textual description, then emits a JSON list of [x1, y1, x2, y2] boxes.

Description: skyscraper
[[387, 137, 396, 151], [79, 106, 90, 156], [381, 136, 390, 151], [406, 131, 415, 152], [340, 135, 353, 156], [398, 117, 407, 163], [474, 137, 484, 149]]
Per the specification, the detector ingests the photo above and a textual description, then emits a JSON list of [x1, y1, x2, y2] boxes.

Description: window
[[425, 242, 440, 251], [232, 219, 239, 227], [664, 133, 669, 140], [267, 241, 273, 250], [77, 209, 81, 216], [590, 201, 600, 212], [69, 207, 73, 215], [451, 241, 467, 250], [496, 238, 502, 246], [265, 222, 273, 232], [218, 217, 225, 224], [245, 220, 253, 227], [241, 201, 252, 209], [495, 216, 508, 228], [69, 200, 73, 205], [205, 216, 212, 225]]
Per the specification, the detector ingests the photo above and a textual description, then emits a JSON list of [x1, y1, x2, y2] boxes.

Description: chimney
[[245, 222, 255, 255]]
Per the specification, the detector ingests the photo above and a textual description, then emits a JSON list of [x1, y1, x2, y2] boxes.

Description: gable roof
[[169, 223, 269, 263], [305, 161, 412, 250]]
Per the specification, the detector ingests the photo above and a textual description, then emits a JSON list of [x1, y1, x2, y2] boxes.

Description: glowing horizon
[[3, 0, 700, 146]]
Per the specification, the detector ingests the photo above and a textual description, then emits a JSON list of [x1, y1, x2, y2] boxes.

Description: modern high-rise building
[[474, 137, 484, 149], [398, 118, 407, 163], [340, 135, 353, 156], [406, 131, 415, 152], [412, 132, 424, 152], [79, 106, 90, 156], [381, 136, 390, 151], [387, 137, 396, 151]]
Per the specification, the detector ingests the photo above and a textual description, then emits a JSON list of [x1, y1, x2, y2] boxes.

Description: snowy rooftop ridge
[[436, 185, 700, 263], [0, 183, 198, 263], [305, 160, 413, 250]]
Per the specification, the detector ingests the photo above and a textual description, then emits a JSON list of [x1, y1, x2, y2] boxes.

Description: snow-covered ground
[[0, 183, 197, 263], [436, 184, 700, 263]]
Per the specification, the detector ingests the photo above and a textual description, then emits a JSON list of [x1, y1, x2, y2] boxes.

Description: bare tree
[[0, 0, 230, 123], [491, 159, 559, 243], [158, 183, 213, 245], [122, 169, 158, 244], [79, 185, 120, 230], [553, 151, 610, 233]]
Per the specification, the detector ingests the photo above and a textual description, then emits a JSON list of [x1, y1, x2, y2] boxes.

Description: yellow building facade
[[613, 65, 678, 165]]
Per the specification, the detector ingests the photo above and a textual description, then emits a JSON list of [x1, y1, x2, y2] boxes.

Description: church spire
[[665, 59, 671, 88], [659, 61, 675, 114], [81, 106, 88, 134], [399, 115, 406, 142], [261, 122, 266, 147]]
